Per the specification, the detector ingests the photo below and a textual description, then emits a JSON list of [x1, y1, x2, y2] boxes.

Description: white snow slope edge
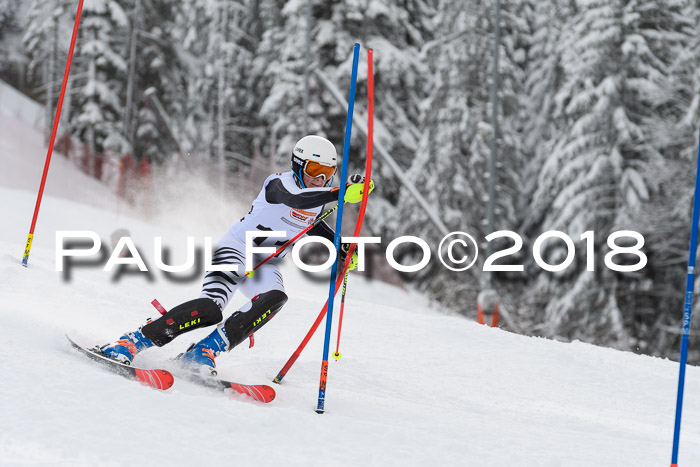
[[1, 96, 700, 467]]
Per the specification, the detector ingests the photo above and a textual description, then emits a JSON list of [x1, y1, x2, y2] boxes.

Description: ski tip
[[135, 368, 175, 391], [65, 334, 81, 349], [254, 385, 276, 403], [228, 382, 276, 403]]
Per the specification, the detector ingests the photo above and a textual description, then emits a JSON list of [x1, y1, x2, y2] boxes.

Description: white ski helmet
[[291, 135, 338, 187]]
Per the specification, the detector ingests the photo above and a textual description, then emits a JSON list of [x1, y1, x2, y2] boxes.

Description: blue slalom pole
[[316, 43, 360, 413], [671, 127, 700, 467]]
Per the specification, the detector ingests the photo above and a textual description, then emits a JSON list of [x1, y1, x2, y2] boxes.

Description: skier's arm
[[307, 219, 357, 270], [307, 219, 335, 243], [265, 178, 339, 209]]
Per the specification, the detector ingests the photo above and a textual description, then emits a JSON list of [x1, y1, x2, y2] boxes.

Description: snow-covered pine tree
[[391, 0, 525, 311], [520, 0, 573, 214], [177, 0, 258, 179], [22, 0, 74, 137], [255, 0, 435, 195], [173, 0, 216, 163], [633, 0, 700, 360], [22, 0, 58, 87], [0, 0, 19, 41], [255, 0, 326, 170], [219, 1, 262, 178], [523, 0, 693, 349], [120, 0, 189, 163], [0, 0, 21, 81], [71, 0, 128, 154]]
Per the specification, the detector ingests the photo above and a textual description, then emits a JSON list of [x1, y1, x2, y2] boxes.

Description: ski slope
[[2, 95, 700, 467]]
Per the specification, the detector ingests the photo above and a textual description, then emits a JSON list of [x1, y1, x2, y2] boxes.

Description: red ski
[[66, 335, 174, 391], [185, 373, 276, 403], [227, 381, 276, 403]]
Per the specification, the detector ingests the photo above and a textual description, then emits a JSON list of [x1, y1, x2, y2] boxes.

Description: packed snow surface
[[2, 89, 700, 466]]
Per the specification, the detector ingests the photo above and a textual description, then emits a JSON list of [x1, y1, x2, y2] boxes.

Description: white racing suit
[[200, 171, 339, 310]]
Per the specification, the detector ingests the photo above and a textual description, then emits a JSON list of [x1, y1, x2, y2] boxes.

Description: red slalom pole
[[22, 0, 84, 267], [273, 48, 374, 384], [359, 48, 374, 235]]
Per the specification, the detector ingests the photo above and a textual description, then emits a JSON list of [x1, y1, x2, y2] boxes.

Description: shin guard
[[224, 290, 288, 349], [141, 298, 223, 346]]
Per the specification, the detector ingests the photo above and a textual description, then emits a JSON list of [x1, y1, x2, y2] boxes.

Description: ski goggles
[[303, 160, 337, 181]]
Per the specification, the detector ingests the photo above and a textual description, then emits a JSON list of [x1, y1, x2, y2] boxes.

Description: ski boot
[[178, 324, 230, 375], [98, 327, 154, 365]]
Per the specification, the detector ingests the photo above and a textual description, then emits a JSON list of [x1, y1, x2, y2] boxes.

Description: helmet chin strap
[[293, 168, 307, 188]]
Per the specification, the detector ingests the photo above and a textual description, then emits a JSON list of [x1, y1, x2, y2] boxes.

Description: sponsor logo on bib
[[290, 209, 309, 223]]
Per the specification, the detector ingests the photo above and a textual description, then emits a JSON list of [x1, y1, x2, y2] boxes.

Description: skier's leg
[[179, 262, 287, 374], [226, 261, 287, 348], [140, 298, 223, 345], [198, 237, 247, 311], [223, 288, 288, 348], [98, 297, 226, 364], [99, 239, 245, 364]]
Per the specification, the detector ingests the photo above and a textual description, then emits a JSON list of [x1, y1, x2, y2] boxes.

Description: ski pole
[[332, 270, 350, 361], [243, 203, 339, 277]]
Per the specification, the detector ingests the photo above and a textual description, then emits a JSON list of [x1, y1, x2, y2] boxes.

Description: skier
[[98, 135, 374, 374]]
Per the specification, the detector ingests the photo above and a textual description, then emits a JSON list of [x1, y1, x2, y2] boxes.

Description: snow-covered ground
[[1, 89, 700, 466]]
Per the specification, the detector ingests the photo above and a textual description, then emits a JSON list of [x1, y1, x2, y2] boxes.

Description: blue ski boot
[[179, 324, 230, 375], [99, 327, 154, 365]]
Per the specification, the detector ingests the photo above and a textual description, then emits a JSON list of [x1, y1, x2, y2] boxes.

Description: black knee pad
[[224, 290, 288, 349], [142, 298, 223, 346]]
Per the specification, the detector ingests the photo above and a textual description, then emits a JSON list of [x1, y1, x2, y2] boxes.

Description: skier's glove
[[344, 178, 375, 204], [348, 173, 364, 184], [339, 243, 359, 271]]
